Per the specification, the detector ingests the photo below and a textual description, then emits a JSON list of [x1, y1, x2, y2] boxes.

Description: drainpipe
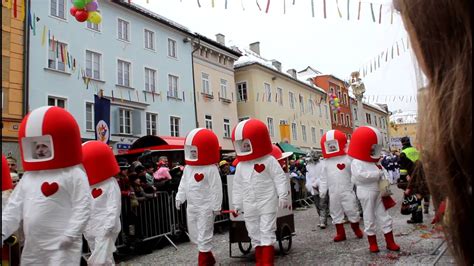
[[190, 36, 201, 128], [22, 0, 31, 116]]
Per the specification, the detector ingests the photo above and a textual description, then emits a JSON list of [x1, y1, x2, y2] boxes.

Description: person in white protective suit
[[2, 106, 92, 265], [231, 119, 291, 266], [82, 141, 122, 266], [175, 128, 223, 266], [306, 151, 330, 229], [319, 130, 364, 242], [348, 126, 400, 253]]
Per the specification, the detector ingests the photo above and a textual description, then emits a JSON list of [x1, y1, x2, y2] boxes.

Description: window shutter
[[132, 110, 142, 135]]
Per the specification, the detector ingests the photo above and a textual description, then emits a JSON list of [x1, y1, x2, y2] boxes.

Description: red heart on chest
[[254, 164, 266, 173], [91, 188, 103, 199], [336, 163, 346, 170], [41, 182, 59, 197], [194, 173, 204, 182]]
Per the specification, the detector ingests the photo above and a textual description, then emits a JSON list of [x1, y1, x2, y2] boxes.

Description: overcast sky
[[132, 0, 421, 113]]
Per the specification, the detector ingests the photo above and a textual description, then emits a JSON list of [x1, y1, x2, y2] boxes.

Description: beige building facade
[[234, 44, 331, 152], [388, 111, 418, 150], [192, 34, 241, 151], [2, 0, 26, 166]]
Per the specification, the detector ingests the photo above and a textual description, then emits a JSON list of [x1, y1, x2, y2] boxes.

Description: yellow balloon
[[88, 11, 102, 24]]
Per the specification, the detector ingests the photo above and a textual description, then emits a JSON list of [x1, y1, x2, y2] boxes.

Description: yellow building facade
[[192, 34, 241, 151], [234, 48, 331, 152], [2, 0, 26, 165], [389, 122, 418, 150]]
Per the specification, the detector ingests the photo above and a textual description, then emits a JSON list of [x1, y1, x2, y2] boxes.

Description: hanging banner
[[94, 94, 111, 144]]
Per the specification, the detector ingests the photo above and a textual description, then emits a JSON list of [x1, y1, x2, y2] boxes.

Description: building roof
[[234, 47, 326, 95], [390, 110, 418, 124], [194, 33, 242, 57]]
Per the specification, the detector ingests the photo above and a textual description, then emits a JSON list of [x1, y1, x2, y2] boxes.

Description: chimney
[[287, 69, 297, 79], [271, 60, 282, 72], [216, 33, 225, 45], [249, 42, 260, 55]]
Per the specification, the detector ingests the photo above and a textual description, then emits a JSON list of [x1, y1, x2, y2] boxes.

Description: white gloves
[[58, 236, 74, 249], [175, 200, 182, 210], [213, 210, 221, 216], [278, 197, 291, 209], [234, 206, 243, 216]]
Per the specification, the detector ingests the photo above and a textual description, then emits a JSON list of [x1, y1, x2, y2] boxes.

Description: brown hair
[[394, 0, 472, 264]]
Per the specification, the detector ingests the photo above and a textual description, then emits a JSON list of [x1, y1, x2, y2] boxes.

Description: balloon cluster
[[70, 0, 102, 24], [330, 94, 342, 112]]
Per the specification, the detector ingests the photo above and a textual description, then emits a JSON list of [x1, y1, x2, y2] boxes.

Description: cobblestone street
[[120, 185, 454, 265]]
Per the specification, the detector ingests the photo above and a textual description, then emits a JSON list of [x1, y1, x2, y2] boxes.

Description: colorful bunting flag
[[370, 3, 375, 22]]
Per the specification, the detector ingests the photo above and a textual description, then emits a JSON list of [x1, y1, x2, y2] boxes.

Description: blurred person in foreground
[[394, 1, 472, 264]]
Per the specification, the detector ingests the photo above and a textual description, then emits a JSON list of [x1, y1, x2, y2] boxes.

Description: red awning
[[126, 136, 186, 155]]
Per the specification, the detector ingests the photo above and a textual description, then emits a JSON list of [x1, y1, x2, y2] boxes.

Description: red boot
[[384, 231, 400, 251], [255, 246, 262, 265], [350, 222, 364, 238], [367, 235, 380, 253], [260, 245, 275, 266], [333, 223, 347, 242], [198, 251, 216, 266]]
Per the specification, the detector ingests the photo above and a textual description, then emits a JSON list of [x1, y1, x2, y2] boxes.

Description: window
[[48, 40, 67, 72], [329, 87, 334, 95], [333, 112, 338, 124], [291, 123, 297, 140], [353, 108, 358, 120], [85, 102, 94, 131], [168, 38, 177, 58], [299, 95, 304, 113], [239, 117, 249, 122], [144, 68, 156, 92], [311, 127, 317, 143], [277, 87, 283, 105], [374, 115, 378, 126], [319, 103, 322, 117], [117, 60, 131, 87], [170, 116, 180, 137], [320, 129, 324, 138], [344, 94, 348, 105], [280, 120, 288, 125], [237, 82, 248, 102], [340, 114, 344, 125], [117, 19, 130, 41], [144, 29, 155, 50], [205, 115, 213, 130], [146, 113, 158, 136], [86, 50, 101, 80], [223, 119, 231, 138], [264, 83, 271, 102], [202, 73, 210, 94], [366, 113, 372, 124], [87, 11, 100, 31], [325, 105, 329, 119], [289, 92, 295, 109], [119, 109, 132, 134], [346, 114, 351, 127], [308, 99, 314, 115], [47, 96, 66, 108], [220, 79, 228, 99], [168, 75, 179, 98], [302, 125, 307, 142], [50, 0, 65, 19], [267, 117, 274, 137]]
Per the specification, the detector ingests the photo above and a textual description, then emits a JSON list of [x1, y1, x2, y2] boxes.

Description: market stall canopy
[[277, 142, 306, 156], [127, 135, 186, 155]]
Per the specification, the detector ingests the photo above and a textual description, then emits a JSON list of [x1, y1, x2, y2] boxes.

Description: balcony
[[201, 91, 214, 99]]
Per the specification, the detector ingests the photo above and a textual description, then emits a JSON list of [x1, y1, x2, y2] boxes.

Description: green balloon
[[73, 0, 86, 9], [85, 0, 93, 3]]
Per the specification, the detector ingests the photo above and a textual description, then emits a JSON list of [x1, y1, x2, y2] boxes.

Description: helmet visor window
[[370, 144, 383, 159], [22, 135, 55, 162], [184, 145, 199, 161], [324, 140, 340, 154], [235, 139, 253, 156]]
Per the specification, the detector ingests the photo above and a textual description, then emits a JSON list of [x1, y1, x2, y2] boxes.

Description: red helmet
[[231, 119, 272, 162], [184, 128, 220, 166], [18, 106, 83, 171], [347, 126, 383, 162], [320, 130, 347, 158], [2, 155, 13, 191], [82, 141, 120, 186]]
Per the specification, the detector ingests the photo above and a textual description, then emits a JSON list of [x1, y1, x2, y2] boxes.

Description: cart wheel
[[238, 242, 252, 255], [278, 225, 292, 255]]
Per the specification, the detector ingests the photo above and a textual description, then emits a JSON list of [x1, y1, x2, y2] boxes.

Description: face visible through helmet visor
[[324, 140, 340, 154], [370, 144, 383, 160], [235, 139, 253, 156], [22, 135, 55, 162], [185, 145, 199, 161]]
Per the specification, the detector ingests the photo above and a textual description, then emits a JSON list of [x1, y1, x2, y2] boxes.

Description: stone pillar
[[350, 71, 366, 128]]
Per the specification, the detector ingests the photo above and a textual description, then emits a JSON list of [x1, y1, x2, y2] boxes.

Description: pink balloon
[[86, 1, 98, 11]]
